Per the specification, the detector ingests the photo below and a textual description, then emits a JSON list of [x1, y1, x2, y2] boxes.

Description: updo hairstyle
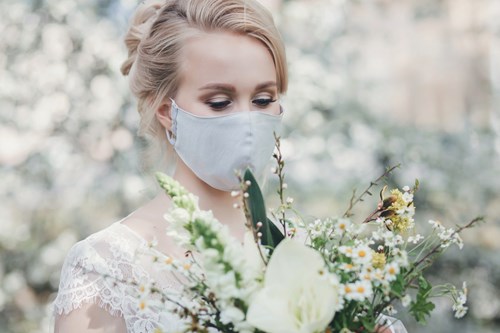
[[120, 0, 288, 172]]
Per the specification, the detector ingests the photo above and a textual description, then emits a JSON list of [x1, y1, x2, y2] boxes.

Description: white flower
[[334, 218, 351, 235], [351, 245, 372, 266], [384, 304, 398, 315], [453, 281, 468, 318], [392, 249, 409, 267], [428, 219, 444, 231], [371, 229, 384, 241], [220, 306, 245, 325], [164, 208, 193, 247], [340, 263, 357, 273], [343, 280, 373, 301], [447, 232, 464, 250], [339, 245, 354, 257], [384, 262, 400, 281], [167, 207, 191, 224], [407, 234, 423, 244], [246, 239, 340, 333], [402, 191, 413, 203], [239, 231, 266, 301], [381, 231, 404, 248], [206, 271, 240, 300], [453, 305, 468, 319], [401, 294, 411, 307], [437, 227, 463, 250], [242, 231, 265, 277]]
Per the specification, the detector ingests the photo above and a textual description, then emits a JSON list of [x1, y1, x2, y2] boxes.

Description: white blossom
[[247, 239, 340, 333], [401, 294, 411, 307]]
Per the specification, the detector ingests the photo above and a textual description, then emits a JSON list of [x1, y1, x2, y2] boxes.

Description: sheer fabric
[[52, 215, 186, 333]]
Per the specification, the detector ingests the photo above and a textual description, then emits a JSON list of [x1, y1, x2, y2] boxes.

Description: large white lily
[[246, 239, 340, 333]]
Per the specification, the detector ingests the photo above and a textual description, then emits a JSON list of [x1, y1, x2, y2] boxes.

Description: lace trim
[[52, 222, 186, 332], [53, 282, 125, 317]]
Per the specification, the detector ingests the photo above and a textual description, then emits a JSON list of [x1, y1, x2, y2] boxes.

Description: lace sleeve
[[54, 302, 127, 333], [52, 239, 127, 319], [52, 223, 191, 333]]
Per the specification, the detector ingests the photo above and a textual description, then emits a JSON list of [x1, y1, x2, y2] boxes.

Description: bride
[[52, 0, 405, 332], [53, 0, 286, 332]]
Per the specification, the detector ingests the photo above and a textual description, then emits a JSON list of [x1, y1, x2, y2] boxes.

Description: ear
[[156, 99, 172, 132]]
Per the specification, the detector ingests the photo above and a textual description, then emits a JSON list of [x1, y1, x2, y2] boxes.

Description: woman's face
[[172, 31, 280, 117]]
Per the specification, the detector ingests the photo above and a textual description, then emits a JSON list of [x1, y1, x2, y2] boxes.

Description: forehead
[[178, 31, 277, 88]]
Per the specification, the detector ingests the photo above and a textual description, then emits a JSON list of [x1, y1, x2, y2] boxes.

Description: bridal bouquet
[[147, 137, 481, 333]]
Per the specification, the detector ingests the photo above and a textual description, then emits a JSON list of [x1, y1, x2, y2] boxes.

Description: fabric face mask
[[166, 99, 284, 191]]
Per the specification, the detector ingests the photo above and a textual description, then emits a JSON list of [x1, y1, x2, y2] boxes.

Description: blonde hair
[[120, 0, 288, 174]]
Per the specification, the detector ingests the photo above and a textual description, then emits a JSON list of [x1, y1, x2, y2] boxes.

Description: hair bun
[[120, 0, 165, 76]]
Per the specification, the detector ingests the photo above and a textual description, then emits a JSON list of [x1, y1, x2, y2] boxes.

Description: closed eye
[[207, 100, 231, 110], [253, 98, 277, 108]]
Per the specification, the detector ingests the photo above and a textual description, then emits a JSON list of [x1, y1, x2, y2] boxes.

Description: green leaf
[[413, 178, 420, 192], [409, 276, 435, 324], [244, 169, 274, 248], [268, 217, 285, 247], [361, 316, 376, 332], [391, 271, 406, 297]]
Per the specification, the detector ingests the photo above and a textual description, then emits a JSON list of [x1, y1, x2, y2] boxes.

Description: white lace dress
[[52, 214, 187, 332]]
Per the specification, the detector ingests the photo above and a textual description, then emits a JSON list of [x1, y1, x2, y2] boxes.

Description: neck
[[172, 160, 233, 207], [171, 159, 247, 234]]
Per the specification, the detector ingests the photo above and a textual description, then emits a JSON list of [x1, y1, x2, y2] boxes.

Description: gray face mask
[[166, 99, 284, 191]]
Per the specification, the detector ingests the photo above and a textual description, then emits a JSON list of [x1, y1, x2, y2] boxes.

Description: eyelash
[[207, 98, 277, 111], [207, 100, 231, 110], [254, 98, 277, 107]]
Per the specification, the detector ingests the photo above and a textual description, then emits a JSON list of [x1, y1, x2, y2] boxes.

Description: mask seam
[[247, 112, 253, 173]]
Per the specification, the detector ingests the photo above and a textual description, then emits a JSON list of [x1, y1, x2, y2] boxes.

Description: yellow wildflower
[[390, 214, 414, 233], [372, 252, 386, 269], [389, 189, 407, 211]]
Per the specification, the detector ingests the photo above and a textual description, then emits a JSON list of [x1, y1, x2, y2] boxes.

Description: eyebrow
[[199, 81, 277, 92]]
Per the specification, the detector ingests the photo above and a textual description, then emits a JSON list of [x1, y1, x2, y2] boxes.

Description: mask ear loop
[[166, 98, 178, 145], [278, 103, 285, 116]]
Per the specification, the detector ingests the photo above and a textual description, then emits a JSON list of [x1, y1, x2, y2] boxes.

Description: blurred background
[[1, 0, 499, 332]]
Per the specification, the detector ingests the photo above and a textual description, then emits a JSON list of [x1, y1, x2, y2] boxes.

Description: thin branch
[[273, 132, 288, 236], [406, 216, 484, 277], [343, 164, 400, 218]]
